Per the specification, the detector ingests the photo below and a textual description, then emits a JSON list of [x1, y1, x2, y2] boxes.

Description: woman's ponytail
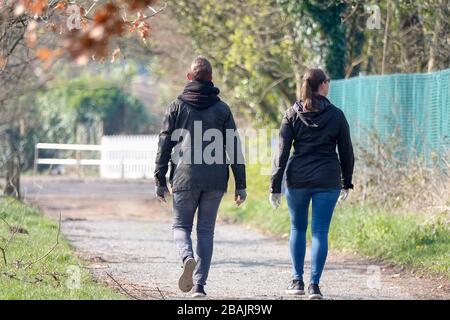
[[300, 68, 328, 112], [301, 79, 313, 112]]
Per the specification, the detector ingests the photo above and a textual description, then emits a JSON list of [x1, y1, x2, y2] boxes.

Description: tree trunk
[[427, 0, 450, 72], [294, 63, 302, 102], [4, 128, 21, 199], [399, 10, 426, 73], [381, 1, 391, 75]]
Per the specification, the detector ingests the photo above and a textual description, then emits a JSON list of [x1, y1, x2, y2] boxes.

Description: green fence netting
[[328, 68, 450, 162]]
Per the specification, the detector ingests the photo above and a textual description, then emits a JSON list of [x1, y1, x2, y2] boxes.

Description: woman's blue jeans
[[285, 188, 340, 285]]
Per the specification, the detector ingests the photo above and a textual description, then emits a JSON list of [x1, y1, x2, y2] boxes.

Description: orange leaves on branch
[[36, 47, 62, 71], [111, 48, 121, 63], [36, 47, 62, 60], [14, 4, 26, 16], [79, 6, 87, 17], [124, 0, 159, 11], [130, 12, 145, 31], [55, 2, 66, 11], [15, 0, 48, 16], [36, 48, 52, 61], [64, 30, 102, 65], [25, 20, 39, 49], [44, 22, 58, 33], [28, 0, 47, 15], [10, 0, 164, 66], [129, 12, 151, 40], [93, 3, 126, 36], [64, 2, 126, 65], [137, 20, 151, 39]]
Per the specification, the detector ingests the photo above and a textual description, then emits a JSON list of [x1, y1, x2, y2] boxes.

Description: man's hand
[[235, 189, 247, 206], [338, 189, 349, 202], [269, 193, 282, 209], [156, 186, 170, 203]]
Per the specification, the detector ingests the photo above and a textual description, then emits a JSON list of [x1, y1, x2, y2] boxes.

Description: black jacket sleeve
[[224, 110, 246, 190], [337, 111, 355, 189], [154, 101, 178, 188], [270, 112, 294, 193]]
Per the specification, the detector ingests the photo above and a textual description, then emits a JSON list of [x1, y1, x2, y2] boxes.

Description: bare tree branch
[[0, 217, 19, 266], [106, 272, 140, 300], [24, 212, 61, 270]]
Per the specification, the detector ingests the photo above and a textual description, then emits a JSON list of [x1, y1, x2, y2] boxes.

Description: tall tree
[[171, 0, 321, 123], [302, 0, 348, 79]]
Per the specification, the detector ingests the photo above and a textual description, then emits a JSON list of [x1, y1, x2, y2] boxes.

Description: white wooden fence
[[34, 135, 159, 179], [100, 135, 159, 179]]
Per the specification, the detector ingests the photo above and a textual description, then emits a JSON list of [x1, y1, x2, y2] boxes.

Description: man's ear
[[187, 72, 193, 81]]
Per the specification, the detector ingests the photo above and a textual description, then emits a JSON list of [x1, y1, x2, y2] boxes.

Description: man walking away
[[154, 56, 247, 298]]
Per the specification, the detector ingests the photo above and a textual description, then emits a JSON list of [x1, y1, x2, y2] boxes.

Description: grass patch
[[330, 205, 449, 277], [0, 197, 123, 300], [221, 164, 450, 278]]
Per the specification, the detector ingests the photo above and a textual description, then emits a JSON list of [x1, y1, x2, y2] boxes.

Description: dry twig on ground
[[0, 217, 19, 266], [23, 212, 61, 270], [105, 272, 140, 300]]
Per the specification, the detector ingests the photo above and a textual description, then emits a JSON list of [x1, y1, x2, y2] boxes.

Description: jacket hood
[[179, 80, 221, 109], [293, 94, 334, 128]]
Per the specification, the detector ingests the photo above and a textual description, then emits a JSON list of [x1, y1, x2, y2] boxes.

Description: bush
[[352, 131, 450, 213]]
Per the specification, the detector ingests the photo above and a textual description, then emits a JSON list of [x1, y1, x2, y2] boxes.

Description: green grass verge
[[0, 197, 123, 300], [222, 165, 450, 278], [329, 205, 449, 276]]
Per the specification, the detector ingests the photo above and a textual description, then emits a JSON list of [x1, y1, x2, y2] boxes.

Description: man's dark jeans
[[172, 189, 224, 286]]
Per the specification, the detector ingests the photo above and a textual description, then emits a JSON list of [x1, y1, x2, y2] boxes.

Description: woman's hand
[[235, 189, 247, 206], [338, 189, 349, 202], [269, 193, 282, 209]]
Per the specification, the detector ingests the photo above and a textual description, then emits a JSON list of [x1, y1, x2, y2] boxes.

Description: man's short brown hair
[[190, 56, 212, 82]]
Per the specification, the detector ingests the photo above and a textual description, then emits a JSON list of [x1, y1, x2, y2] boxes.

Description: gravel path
[[22, 177, 448, 300]]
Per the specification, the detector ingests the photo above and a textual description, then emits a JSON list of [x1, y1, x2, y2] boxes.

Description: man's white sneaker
[[178, 257, 197, 292]]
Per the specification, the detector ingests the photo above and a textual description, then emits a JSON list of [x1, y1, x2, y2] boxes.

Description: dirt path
[[22, 177, 449, 300]]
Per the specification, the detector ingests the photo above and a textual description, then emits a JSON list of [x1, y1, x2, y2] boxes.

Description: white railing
[[34, 135, 159, 179], [100, 135, 159, 179]]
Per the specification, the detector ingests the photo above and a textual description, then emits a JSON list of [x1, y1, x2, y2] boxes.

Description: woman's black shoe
[[308, 284, 323, 300], [285, 279, 305, 295]]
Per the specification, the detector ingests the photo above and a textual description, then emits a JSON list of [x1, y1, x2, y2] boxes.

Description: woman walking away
[[269, 68, 354, 300]]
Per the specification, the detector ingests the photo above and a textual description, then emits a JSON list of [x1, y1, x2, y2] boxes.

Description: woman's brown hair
[[300, 68, 328, 112]]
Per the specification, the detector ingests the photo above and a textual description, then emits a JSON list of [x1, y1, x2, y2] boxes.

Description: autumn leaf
[[55, 2, 66, 10], [94, 3, 119, 24], [111, 48, 121, 63], [14, 4, 26, 16], [76, 54, 90, 66], [129, 12, 150, 39], [137, 21, 151, 39], [19, 0, 48, 16], [89, 25, 106, 41], [36, 47, 53, 61], [45, 22, 58, 32], [129, 11, 145, 32], [124, 0, 159, 11], [0, 55, 7, 72], [25, 20, 39, 48]]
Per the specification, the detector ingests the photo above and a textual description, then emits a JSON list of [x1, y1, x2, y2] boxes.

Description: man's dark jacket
[[154, 81, 246, 192], [270, 95, 354, 193]]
